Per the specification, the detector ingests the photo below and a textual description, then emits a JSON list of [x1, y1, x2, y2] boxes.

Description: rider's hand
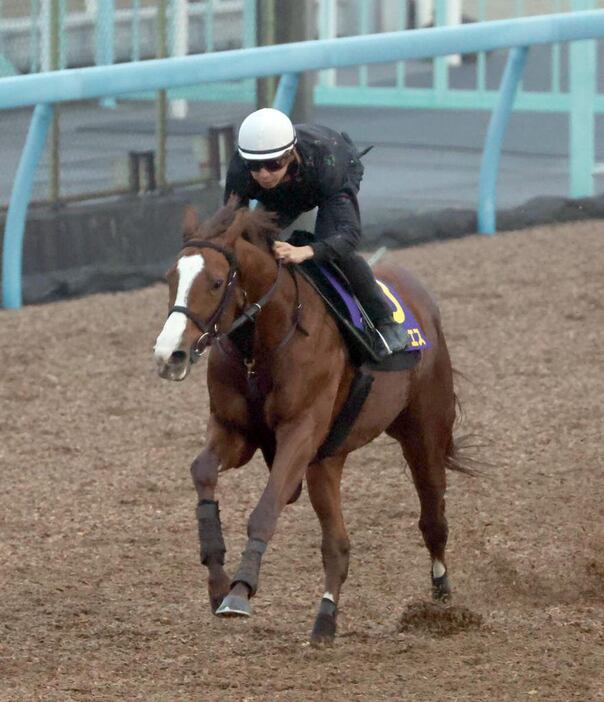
[[273, 241, 314, 265]]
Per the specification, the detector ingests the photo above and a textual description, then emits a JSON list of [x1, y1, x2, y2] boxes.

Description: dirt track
[[1, 220, 603, 701]]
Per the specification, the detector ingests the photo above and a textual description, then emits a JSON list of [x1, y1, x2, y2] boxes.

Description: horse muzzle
[[155, 349, 191, 381]]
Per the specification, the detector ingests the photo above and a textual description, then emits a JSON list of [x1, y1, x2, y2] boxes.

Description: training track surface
[[1, 221, 603, 701]]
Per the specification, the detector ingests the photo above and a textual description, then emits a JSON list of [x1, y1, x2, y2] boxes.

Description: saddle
[[289, 231, 427, 373]]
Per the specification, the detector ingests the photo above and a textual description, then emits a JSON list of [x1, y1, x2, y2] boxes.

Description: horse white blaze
[[154, 254, 204, 364]]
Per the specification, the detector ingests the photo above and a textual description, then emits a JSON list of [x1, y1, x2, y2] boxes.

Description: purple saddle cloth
[[320, 266, 432, 352]]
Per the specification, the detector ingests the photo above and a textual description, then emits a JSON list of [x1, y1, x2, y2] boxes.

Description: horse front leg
[[191, 418, 256, 613], [216, 417, 317, 618], [305, 455, 349, 645]]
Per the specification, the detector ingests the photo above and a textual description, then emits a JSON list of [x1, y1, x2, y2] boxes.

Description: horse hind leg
[[387, 390, 455, 602], [306, 455, 349, 645]]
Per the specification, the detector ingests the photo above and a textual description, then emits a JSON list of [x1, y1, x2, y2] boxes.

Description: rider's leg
[[336, 253, 410, 354], [313, 189, 409, 355]]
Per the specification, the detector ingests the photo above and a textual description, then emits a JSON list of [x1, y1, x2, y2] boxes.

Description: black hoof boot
[[310, 597, 337, 646], [432, 573, 452, 602]]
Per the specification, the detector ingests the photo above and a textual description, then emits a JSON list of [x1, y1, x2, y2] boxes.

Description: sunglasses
[[245, 154, 290, 173]]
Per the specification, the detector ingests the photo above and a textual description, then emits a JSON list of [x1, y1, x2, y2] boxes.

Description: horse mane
[[238, 208, 281, 254], [183, 197, 281, 255]]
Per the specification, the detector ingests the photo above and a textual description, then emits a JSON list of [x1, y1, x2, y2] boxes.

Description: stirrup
[[375, 327, 393, 356], [376, 322, 410, 355]]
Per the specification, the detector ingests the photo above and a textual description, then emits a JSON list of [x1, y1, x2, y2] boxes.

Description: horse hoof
[[208, 573, 232, 614], [215, 593, 252, 617], [310, 614, 336, 647], [432, 573, 452, 602], [310, 597, 337, 646], [210, 593, 229, 614]]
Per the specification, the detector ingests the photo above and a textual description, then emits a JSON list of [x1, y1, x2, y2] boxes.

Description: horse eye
[[211, 279, 224, 290]]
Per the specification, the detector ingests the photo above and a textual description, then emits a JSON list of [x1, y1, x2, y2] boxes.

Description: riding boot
[[375, 319, 411, 356], [331, 253, 411, 356]]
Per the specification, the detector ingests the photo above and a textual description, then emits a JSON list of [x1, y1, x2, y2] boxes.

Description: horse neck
[[232, 237, 346, 371], [234, 238, 294, 336], [234, 238, 276, 297]]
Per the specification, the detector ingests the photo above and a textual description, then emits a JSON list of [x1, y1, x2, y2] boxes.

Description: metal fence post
[[433, 0, 447, 97], [50, 0, 61, 204], [570, 0, 596, 198], [478, 46, 529, 235], [273, 73, 300, 116], [96, 0, 116, 108], [243, 0, 256, 48], [170, 0, 189, 118], [131, 0, 141, 61], [256, 0, 276, 107], [156, 0, 168, 190], [2, 104, 55, 309], [318, 0, 337, 87], [29, 0, 41, 73]]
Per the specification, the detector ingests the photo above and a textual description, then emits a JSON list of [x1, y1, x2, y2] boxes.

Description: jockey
[[224, 107, 409, 355]]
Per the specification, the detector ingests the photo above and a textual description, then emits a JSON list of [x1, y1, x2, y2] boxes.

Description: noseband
[[168, 239, 288, 360], [169, 240, 240, 356]]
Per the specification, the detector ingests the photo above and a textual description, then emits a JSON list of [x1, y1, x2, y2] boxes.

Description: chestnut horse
[[153, 201, 470, 645]]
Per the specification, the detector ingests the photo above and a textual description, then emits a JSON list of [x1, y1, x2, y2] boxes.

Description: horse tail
[[444, 375, 487, 477]]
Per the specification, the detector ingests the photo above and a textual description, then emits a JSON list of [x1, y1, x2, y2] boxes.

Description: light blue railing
[[2, 11, 604, 309], [316, 0, 600, 114], [0, 0, 258, 100]]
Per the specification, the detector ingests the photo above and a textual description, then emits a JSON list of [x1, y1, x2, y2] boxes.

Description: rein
[[168, 238, 302, 362]]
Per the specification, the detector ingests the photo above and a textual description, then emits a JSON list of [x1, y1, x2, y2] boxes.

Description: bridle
[[168, 238, 301, 362], [169, 240, 239, 357]]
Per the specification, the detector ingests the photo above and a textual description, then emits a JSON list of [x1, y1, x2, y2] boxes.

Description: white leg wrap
[[432, 560, 446, 578]]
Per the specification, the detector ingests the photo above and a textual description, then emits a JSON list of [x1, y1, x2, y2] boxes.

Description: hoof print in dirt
[[398, 601, 483, 638]]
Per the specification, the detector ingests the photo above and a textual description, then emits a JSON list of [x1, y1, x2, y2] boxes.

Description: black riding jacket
[[223, 123, 365, 264]]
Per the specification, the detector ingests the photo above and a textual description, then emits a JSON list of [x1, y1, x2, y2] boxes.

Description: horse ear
[[182, 206, 200, 241], [222, 208, 246, 247]]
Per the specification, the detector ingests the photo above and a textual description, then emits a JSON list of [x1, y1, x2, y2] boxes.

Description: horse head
[[153, 200, 279, 381]]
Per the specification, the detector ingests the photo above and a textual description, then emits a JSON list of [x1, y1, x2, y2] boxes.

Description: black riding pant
[[280, 135, 392, 326], [313, 183, 392, 324], [334, 253, 393, 324]]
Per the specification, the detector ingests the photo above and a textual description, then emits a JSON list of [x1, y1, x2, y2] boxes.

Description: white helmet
[[237, 108, 296, 161]]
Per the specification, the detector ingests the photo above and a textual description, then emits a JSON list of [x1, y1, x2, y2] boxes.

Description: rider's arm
[[309, 133, 364, 264], [311, 187, 362, 264]]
